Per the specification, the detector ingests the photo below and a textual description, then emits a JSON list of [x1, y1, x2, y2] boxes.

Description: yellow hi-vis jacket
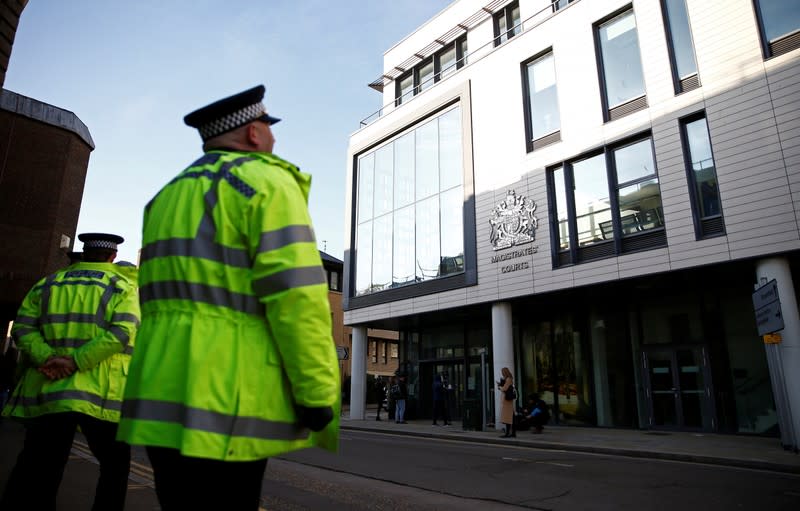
[[117, 151, 341, 462], [4, 262, 140, 422]]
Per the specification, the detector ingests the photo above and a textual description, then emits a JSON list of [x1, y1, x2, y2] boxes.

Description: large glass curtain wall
[[355, 106, 465, 296]]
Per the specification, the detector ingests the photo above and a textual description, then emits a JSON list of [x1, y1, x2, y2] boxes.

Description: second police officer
[[118, 85, 341, 510]]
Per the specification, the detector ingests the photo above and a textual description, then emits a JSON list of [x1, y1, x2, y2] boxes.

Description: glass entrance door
[[643, 346, 715, 431], [421, 362, 464, 420]]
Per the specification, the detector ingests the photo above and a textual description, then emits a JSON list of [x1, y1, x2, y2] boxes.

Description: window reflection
[[440, 187, 465, 276], [663, 0, 698, 79], [374, 145, 393, 217], [356, 222, 372, 295], [757, 0, 800, 43], [573, 154, 611, 245], [553, 166, 570, 251], [354, 106, 464, 296], [614, 139, 663, 233], [438, 46, 457, 80], [439, 108, 463, 190], [418, 61, 434, 93], [416, 196, 440, 281], [394, 132, 414, 208], [598, 10, 645, 107], [393, 206, 415, 286], [685, 117, 721, 219], [527, 52, 561, 140], [372, 214, 392, 291], [357, 153, 374, 223], [416, 119, 439, 200]]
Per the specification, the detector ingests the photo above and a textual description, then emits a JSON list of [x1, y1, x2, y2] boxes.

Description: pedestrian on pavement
[[0, 233, 140, 511], [117, 85, 341, 511], [394, 375, 408, 423], [387, 376, 397, 421], [432, 373, 450, 426], [375, 376, 387, 421], [523, 393, 550, 434], [497, 367, 516, 438]]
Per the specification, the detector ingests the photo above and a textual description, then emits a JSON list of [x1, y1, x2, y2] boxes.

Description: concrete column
[[590, 313, 612, 427], [349, 326, 367, 420], [756, 257, 800, 451], [492, 302, 514, 431]]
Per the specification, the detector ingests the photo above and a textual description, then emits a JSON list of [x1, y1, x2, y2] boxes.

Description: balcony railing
[[358, 0, 581, 129]]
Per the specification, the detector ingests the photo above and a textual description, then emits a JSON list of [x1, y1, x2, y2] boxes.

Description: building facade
[[0, 0, 95, 338], [322, 251, 399, 401], [344, 0, 800, 448]]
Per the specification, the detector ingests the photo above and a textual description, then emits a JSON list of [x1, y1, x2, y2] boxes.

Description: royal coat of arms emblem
[[489, 190, 537, 250]]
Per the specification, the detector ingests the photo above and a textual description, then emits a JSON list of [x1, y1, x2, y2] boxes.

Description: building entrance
[[642, 346, 716, 431], [420, 362, 464, 421]]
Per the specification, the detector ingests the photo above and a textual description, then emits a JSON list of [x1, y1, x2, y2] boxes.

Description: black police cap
[[183, 85, 281, 142], [78, 232, 124, 251]]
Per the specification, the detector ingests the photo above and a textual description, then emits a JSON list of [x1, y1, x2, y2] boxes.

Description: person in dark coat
[[432, 374, 451, 426]]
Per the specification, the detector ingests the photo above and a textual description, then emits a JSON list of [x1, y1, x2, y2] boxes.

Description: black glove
[[296, 405, 334, 432]]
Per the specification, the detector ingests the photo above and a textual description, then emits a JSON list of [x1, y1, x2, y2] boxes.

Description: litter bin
[[462, 399, 481, 431]]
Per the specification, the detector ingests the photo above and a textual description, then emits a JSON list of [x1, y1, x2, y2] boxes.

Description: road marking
[[537, 461, 574, 468], [502, 456, 573, 467], [72, 440, 155, 486]]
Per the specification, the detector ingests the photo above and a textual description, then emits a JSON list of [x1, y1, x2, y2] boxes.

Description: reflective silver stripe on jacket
[[43, 337, 133, 355], [257, 225, 316, 254], [14, 315, 38, 326], [252, 266, 327, 298], [122, 399, 308, 441], [141, 238, 251, 269], [17, 389, 122, 412], [139, 281, 263, 316]]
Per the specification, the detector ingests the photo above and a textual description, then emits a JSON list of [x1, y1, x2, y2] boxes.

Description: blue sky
[[6, 0, 453, 262]]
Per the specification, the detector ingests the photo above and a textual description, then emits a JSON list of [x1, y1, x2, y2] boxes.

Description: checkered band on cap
[[83, 240, 118, 250], [198, 102, 265, 141]]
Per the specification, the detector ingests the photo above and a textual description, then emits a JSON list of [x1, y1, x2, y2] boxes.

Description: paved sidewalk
[[341, 409, 800, 474]]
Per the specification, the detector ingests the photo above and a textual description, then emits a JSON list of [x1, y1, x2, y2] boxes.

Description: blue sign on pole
[[752, 279, 784, 336]]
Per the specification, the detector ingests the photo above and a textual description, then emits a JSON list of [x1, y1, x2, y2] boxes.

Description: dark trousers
[[147, 446, 268, 511], [432, 399, 450, 424], [0, 412, 131, 511]]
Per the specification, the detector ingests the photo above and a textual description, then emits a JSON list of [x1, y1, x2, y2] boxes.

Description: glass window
[[552, 166, 570, 251], [393, 206, 415, 286], [573, 154, 611, 246], [756, 0, 800, 44], [394, 132, 414, 209], [552, 0, 573, 11], [682, 115, 723, 231], [355, 222, 372, 295], [494, 2, 521, 47], [374, 145, 393, 217], [357, 153, 374, 223], [440, 187, 464, 276], [397, 74, 413, 105], [372, 214, 392, 291], [416, 119, 439, 200], [437, 45, 457, 81], [663, 0, 698, 81], [458, 37, 469, 67], [418, 60, 434, 93], [439, 108, 463, 190], [525, 52, 561, 141], [597, 10, 646, 108], [354, 106, 465, 296], [416, 196, 440, 281], [548, 134, 667, 265], [330, 270, 339, 291]]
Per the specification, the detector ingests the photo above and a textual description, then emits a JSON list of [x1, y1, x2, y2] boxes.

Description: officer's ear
[[245, 123, 260, 148]]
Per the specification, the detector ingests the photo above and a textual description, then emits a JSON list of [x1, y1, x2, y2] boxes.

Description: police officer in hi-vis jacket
[[1, 233, 140, 511], [118, 85, 341, 510]]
